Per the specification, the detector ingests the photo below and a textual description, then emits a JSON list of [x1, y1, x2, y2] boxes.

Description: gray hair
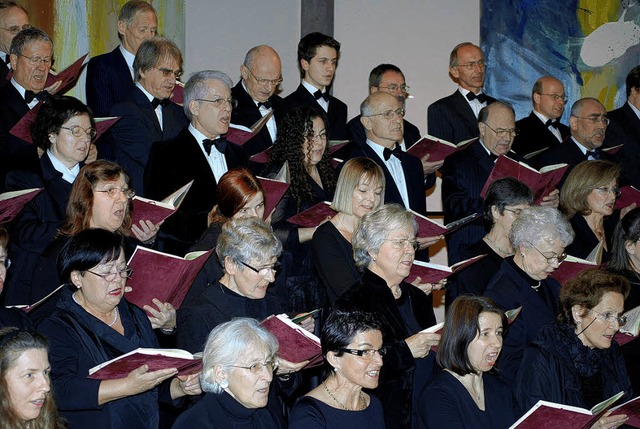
[[183, 70, 234, 120], [216, 217, 282, 271], [449, 42, 479, 67], [509, 206, 574, 250], [570, 97, 602, 117], [353, 204, 418, 269], [359, 93, 376, 117], [200, 318, 278, 394], [478, 100, 515, 124], [133, 37, 182, 81], [10, 27, 51, 56], [0, 1, 26, 14], [118, 0, 155, 26]]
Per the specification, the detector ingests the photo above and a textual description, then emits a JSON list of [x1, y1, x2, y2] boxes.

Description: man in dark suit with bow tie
[[427, 42, 495, 144], [86, 1, 157, 117], [231, 45, 284, 157], [513, 76, 571, 158], [109, 37, 187, 196], [0, 1, 29, 84], [145, 70, 248, 255], [0, 27, 54, 191], [284, 32, 348, 141]]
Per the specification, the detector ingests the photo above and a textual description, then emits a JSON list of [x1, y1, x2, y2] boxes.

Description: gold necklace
[[483, 235, 513, 256], [323, 382, 366, 411]]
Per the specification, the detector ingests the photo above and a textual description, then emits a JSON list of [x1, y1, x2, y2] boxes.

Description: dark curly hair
[[267, 105, 336, 211], [31, 95, 95, 151]]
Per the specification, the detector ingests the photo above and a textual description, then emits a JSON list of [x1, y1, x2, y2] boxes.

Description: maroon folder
[[286, 202, 336, 227], [261, 314, 322, 367], [88, 348, 202, 380], [406, 135, 476, 162], [0, 188, 42, 224]]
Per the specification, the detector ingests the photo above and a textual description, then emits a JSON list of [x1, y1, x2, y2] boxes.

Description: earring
[[219, 379, 229, 389]]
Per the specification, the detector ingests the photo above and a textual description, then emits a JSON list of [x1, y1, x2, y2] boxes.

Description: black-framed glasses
[[95, 187, 135, 199], [503, 208, 523, 216], [526, 242, 567, 265], [154, 67, 182, 79], [594, 186, 621, 197], [363, 108, 406, 120], [247, 67, 282, 86], [377, 84, 410, 93], [384, 238, 419, 251], [60, 125, 97, 139], [483, 122, 518, 139], [86, 266, 133, 282], [573, 115, 609, 125], [196, 98, 238, 109], [336, 347, 386, 359], [456, 59, 485, 70], [538, 93, 567, 104], [588, 309, 627, 327], [0, 24, 31, 35], [18, 53, 52, 67], [229, 359, 278, 374], [239, 261, 280, 276]]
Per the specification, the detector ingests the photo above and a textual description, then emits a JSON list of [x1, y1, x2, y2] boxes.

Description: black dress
[[288, 395, 385, 429], [335, 269, 437, 429], [0, 306, 33, 329], [418, 371, 516, 429], [565, 212, 619, 263]]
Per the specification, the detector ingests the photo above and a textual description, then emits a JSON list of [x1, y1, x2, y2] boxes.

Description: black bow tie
[[203, 138, 226, 155], [258, 100, 272, 109], [24, 90, 49, 104], [466, 92, 488, 103], [151, 97, 170, 109], [383, 143, 403, 161], [546, 119, 560, 129], [586, 148, 602, 160], [314, 90, 329, 101]]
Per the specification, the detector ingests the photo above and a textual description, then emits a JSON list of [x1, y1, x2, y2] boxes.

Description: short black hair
[[297, 32, 340, 78], [321, 309, 382, 358], [609, 207, 640, 272], [483, 177, 533, 223], [626, 65, 640, 98], [31, 95, 95, 150], [368, 64, 404, 89], [58, 228, 124, 283]]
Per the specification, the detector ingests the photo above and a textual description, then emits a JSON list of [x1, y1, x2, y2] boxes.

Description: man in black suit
[[145, 70, 248, 256], [605, 66, 640, 188], [0, 1, 29, 84], [85, 1, 157, 117], [0, 27, 54, 191], [513, 76, 570, 158], [109, 38, 187, 196], [427, 42, 495, 143], [284, 32, 348, 140], [347, 63, 441, 182], [535, 98, 610, 173], [231, 45, 284, 157]]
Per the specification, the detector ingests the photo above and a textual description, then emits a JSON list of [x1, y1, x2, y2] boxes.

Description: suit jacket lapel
[[184, 131, 217, 185], [451, 91, 479, 137], [132, 87, 162, 135]]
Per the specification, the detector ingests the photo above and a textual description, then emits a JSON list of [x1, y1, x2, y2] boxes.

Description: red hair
[[208, 168, 264, 225]]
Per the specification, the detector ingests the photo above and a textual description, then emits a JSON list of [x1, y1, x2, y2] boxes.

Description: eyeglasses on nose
[[86, 266, 133, 282], [60, 125, 97, 139], [230, 359, 279, 374], [95, 187, 135, 199]]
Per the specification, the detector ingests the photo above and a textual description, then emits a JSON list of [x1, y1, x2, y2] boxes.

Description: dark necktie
[[586, 148, 602, 160], [466, 92, 488, 103], [24, 90, 49, 104], [258, 100, 272, 109], [151, 97, 170, 109], [314, 90, 328, 101], [203, 138, 226, 155], [546, 119, 560, 129], [383, 143, 403, 161]]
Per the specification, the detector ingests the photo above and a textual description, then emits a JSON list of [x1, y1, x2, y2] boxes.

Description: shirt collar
[[628, 101, 640, 121], [533, 110, 552, 124], [458, 86, 484, 98], [46, 150, 80, 183], [119, 44, 135, 70], [10, 77, 27, 99], [136, 82, 155, 103], [366, 138, 393, 160], [188, 123, 219, 145], [241, 80, 261, 107], [302, 79, 324, 95], [570, 137, 590, 155]]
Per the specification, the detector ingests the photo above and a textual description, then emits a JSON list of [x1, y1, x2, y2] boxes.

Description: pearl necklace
[[323, 382, 366, 411], [483, 235, 513, 256], [72, 292, 119, 327]]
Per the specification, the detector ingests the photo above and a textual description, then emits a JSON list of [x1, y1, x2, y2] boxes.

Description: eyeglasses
[[240, 261, 280, 276], [0, 258, 11, 269], [456, 59, 486, 70], [196, 98, 238, 109], [483, 123, 518, 139], [594, 186, 621, 197], [60, 125, 97, 139], [363, 108, 406, 120], [573, 115, 610, 125], [526, 242, 567, 265], [95, 187, 135, 199], [308, 132, 327, 142], [336, 347, 386, 359], [503, 208, 523, 216], [377, 84, 410, 93], [588, 309, 627, 327], [538, 93, 568, 104], [0, 24, 31, 35], [384, 238, 419, 251], [18, 53, 53, 67], [86, 266, 133, 282], [154, 67, 183, 79], [229, 359, 279, 374], [247, 67, 282, 87]]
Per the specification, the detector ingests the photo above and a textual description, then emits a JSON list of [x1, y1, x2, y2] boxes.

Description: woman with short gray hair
[[485, 206, 574, 384], [173, 318, 283, 428]]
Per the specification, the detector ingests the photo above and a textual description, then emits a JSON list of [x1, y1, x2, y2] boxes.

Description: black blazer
[[564, 212, 619, 263], [3, 155, 73, 305], [513, 111, 570, 157], [230, 81, 284, 156], [605, 102, 640, 187], [110, 86, 188, 195], [144, 128, 248, 255], [284, 83, 348, 140], [427, 90, 495, 143], [85, 46, 135, 117]]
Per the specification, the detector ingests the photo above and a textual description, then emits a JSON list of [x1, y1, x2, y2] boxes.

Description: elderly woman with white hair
[[335, 204, 441, 429], [172, 318, 283, 428], [484, 206, 574, 384]]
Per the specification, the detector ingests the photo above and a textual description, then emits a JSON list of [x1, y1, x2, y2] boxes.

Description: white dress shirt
[[189, 124, 228, 182], [366, 139, 410, 208], [302, 79, 329, 112]]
